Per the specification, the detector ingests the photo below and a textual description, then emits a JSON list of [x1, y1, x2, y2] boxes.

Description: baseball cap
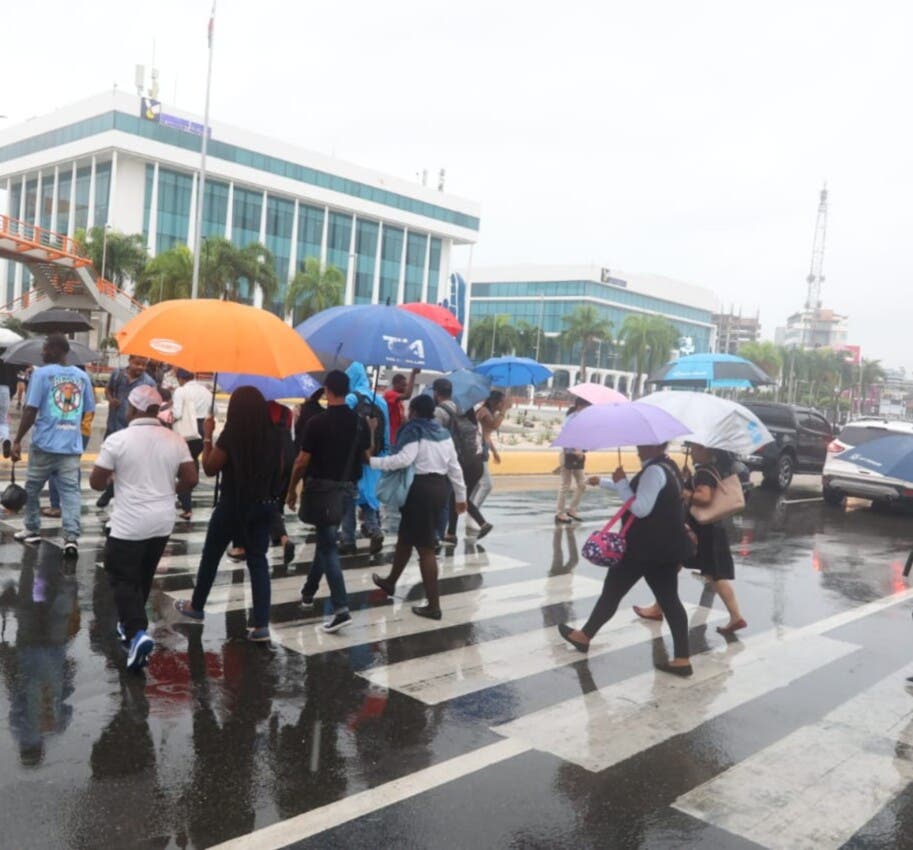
[[128, 385, 163, 412]]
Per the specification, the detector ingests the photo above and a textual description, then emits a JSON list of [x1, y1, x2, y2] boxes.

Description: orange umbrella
[[115, 299, 323, 376]]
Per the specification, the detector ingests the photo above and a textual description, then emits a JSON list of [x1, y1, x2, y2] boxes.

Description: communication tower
[[805, 185, 828, 310]]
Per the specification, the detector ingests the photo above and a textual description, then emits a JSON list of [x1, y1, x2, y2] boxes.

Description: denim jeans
[[25, 448, 81, 538], [49, 432, 89, 510], [302, 524, 349, 613], [340, 483, 378, 545], [191, 500, 273, 628]]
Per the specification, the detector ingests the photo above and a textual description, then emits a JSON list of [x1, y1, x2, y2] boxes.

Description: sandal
[[634, 605, 664, 622], [178, 511, 193, 521], [174, 599, 204, 621], [40, 507, 62, 518]]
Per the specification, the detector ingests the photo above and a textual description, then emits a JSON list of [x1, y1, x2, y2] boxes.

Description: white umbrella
[[639, 391, 773, 455], [0, 328, 23, 347]]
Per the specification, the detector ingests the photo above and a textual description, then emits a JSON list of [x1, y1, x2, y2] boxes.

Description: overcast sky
[[3, 1, 911, 368]]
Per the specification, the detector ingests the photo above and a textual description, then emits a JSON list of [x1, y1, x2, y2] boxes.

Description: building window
[[56, 170, 71, 235], [353, 219, 379, 304], [231, 186, 263, 304], [94, 161, 111, 226], [379, 226, 403, 304], [265, 195, 294, 313], [296, 204, 323, 271], [404, 232, 426, 303], [326, 212, 352, 279], [202, 179, 230, 239], [74, 166, 91, 231], [24, 178, 37, 223], [428, 237, 442, 300], [156, 168, 194, 253], [39, 172, 54, 231]]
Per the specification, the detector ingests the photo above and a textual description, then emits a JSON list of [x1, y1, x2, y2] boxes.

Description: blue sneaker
[[126, 630, 154, 671]]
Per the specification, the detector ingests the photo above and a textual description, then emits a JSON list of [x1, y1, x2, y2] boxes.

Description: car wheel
[[822, 485, 845, 508], [769, 453, 794, 491]]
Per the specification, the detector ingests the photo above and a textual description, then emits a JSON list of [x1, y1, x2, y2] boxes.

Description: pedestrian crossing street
[[7, 481, 913, 850]]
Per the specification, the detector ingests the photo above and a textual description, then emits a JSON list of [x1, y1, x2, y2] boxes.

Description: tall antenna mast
[[805, 184, 828, 310]]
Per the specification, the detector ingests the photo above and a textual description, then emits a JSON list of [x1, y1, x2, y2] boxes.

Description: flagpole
[[191, 1, 216, 299]]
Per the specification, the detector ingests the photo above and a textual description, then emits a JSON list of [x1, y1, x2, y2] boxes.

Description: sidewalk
[[492, 449, 688, 476]]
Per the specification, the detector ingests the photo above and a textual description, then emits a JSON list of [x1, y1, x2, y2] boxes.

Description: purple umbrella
[[552, 402, 690, 451]]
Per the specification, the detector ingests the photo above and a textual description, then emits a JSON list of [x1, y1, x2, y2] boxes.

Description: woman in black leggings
[[557, 443, 694, 676]]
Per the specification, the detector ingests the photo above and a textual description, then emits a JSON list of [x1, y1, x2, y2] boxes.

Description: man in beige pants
[[556, 447, 586, 523]]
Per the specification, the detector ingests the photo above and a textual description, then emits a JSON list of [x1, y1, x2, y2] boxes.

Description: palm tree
[[468, 315, 520, 360], [617, 315, 680, 396], [196, 237, 278, 303], [513, 320, 540, 359], [75, 227, 148, 288], [739, 341, 783, 382], [238, 242, 279, 305], [135, 245, 193, 303], [561, 305, 613, 383], [284, 256, 345, 323], [644, 316, 680, 372]]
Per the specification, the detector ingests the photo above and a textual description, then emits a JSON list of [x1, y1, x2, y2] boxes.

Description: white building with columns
[[0, 91, 480, 314]]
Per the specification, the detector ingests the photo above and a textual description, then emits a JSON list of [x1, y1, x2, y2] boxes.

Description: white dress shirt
[[370, 437, 467, 502]]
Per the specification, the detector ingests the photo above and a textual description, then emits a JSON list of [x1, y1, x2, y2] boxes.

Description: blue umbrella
[[296, 304, 471, 372], [835, 433, 913, 483], [647, 353, 772, 389], [422, 368, 492, 413], [218, 371, 321, 401], [474, 356, 553, 387]]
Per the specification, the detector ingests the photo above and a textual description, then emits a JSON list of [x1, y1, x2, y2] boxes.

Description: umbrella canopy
[[2, 337, 101, 367], [647, 353, 773, 389], [639, 391, 773, 455], [399, 303, 462, 337], [0, 328, 23, 347], [218, 371, 321, 401], [422, 369, 492, 413], [474, 356, 553, 387], [553, 401, 690, 450], [834, 433, 913, 483], [22, 308, 93, 334], [569, 382, 629, 406], [296, 304, 471, 372], [115, 299, 322, 376]]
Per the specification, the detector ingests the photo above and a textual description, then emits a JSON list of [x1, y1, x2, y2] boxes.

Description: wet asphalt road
[[1, 473, 913, 849]]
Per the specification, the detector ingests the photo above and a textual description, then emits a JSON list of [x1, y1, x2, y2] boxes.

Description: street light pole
[[100, 222, 111, 281], [191, 1, 216, 299]]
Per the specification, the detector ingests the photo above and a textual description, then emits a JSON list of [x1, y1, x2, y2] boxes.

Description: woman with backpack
[[557, 443, 694, 676], [368, 395, 466, 620], [174, 386, 283, 641], [444, 406, 493, 541]]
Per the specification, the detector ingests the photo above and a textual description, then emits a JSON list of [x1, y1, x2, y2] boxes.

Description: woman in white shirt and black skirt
[[369, 395, 466, 620]]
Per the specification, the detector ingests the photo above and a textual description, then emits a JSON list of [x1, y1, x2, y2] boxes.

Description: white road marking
[[358, 604, 727, 704], [674, 664, 913, 850], [270, 573, 604, 656], [207, 738, 531, 850]]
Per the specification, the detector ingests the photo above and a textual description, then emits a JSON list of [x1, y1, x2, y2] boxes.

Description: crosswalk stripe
[[207, 738, 532, 850], [269, 573, 604, 657], [673, 663, 913, 849], [358, 604, 728, 705], [165, 551, 530, 610], [490, 626, 860, 772]]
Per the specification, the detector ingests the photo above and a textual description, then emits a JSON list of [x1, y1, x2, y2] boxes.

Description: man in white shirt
[[90, 385, 198, 671], [172, 370, 212, 519]]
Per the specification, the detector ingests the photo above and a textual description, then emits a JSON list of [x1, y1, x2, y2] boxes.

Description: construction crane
[[805, 184, 828, 311]]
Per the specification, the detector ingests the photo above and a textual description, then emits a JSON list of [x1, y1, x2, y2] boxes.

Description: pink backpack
[[582, 498, 635, 568]]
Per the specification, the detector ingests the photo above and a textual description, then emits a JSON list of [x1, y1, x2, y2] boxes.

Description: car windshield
[[837, 426, 908, 447]]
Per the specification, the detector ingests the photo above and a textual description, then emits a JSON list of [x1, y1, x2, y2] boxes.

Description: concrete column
[[319, 206, 329, 266], [186, 172, 198, 250], [87, 156, 97, 229], [15, 175, 26, 300], [371, 222, 383, 304], [50, 166, 59, 239], [344, 214, 357, 305], [285, 200, 300, 322], [224, 182, 234, 239], [33, 171, 42, 226], [107, 150, 118, 225], [254, 189, 268, 308], [420, 233, 431, 303], [66, 162, 77, 239], [147, 162, 160, 256], [0, 178, 9, 297], [437, 238, 452, 304], [396, 228, 407, 305]]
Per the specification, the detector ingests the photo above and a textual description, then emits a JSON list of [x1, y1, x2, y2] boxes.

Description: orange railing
[[0, 214, 91, 265]]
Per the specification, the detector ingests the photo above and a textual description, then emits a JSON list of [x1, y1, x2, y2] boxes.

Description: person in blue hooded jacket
[[343, 363, 391, 555]]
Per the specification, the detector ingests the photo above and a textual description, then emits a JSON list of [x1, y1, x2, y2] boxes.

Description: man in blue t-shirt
[[11, 334, 96, 558]]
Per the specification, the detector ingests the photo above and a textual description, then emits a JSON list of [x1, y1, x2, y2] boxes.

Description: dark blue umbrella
[[647, 353, 773, 389], [218, 371, 321, 401], [422, 368, 492, 412], [296, 304, 471, 372], [474, 356, 553, 387], [836, 433, 913, 483]]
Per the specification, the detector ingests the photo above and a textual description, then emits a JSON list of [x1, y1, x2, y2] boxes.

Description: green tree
[[198, 237, 278, 303], [75, 227, 148, 288], [284, 256, 345, 323], [617, 314, 678, 395], [135, 245, 193, 303], [468, 314, 520, 360], [513, 320, 541, 359], [739, 341, 783, 381], [561, 305, 613, 383], [860, 358, 886, 400], [2, 317, 30, 339]]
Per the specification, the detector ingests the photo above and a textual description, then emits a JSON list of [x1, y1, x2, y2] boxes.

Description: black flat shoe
[[412, 604, 442, 620], [656, 662, 693, 677], [558, 623, 589, 653], [372, 573, 395, 596]]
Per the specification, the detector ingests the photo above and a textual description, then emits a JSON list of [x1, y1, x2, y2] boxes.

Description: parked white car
[[822, 419, 913, 507]]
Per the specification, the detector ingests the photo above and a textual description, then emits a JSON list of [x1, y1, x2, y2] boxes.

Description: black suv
[[741, 402, 835, 490]]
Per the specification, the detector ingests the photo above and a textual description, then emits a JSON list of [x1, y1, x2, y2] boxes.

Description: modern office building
[[713, 308, 761, 355], [775, 307, 849, 350], [467, 264, 720, 390], [0, 91, 480, 317]]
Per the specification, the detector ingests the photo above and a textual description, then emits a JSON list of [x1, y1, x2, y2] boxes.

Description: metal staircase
[[0, 214, 144, 323]]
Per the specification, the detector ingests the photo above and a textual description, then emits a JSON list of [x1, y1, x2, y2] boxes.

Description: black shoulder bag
[[2, 462, 27, 513], [298, 422, 361, 527]]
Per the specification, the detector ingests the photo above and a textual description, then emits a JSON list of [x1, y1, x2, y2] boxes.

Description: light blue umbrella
[[647, 353, 773, 389], [218, 371, 321, 401], [423, 368, 492, 413], [474, 356, 553, 387]]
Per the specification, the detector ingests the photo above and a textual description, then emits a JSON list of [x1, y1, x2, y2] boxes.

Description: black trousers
[[104, 535, 169, 640], [582, 557, 690, 658], [448, 460, 486, 534]]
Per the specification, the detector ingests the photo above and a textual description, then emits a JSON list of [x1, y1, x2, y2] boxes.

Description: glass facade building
[[0, 91, 479, 314]]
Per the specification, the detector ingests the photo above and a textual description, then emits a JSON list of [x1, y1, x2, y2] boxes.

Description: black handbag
[[2, 463, 27, 513], [298, 424, 360, 527]]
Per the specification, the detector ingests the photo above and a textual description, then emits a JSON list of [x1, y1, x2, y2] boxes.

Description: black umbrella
[[22, 309, 93, 334], [2, 338, 102, 367]]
